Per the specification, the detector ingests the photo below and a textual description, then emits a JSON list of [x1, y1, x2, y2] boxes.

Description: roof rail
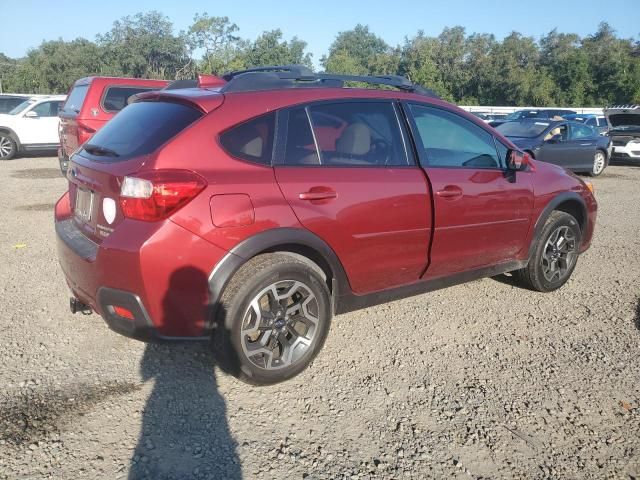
[[218, 64, 438, 97]]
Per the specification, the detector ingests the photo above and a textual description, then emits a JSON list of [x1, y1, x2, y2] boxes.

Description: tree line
[[1, 11, 639, 107]]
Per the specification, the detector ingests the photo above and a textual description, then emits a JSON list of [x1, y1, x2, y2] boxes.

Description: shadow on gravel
[[634, 298, 640, 332], [129, 267, 242, 480]]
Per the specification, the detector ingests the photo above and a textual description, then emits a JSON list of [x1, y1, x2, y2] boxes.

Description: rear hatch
[[604, 105, 640, 143], [66, 98, 211, 244], [59, 81, 91, 158]]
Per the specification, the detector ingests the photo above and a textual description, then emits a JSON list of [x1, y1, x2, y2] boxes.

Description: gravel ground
[[0, 156, 639, 480]]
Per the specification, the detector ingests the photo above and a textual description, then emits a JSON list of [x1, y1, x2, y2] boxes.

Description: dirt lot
[[0, 156, 639, 480]]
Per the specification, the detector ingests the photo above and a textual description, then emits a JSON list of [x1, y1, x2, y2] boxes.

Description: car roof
[[72, 76, 171, 87]]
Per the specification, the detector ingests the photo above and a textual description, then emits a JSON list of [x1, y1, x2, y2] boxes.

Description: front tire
[[0, 134, 17, 160], [515, 211, 581, 292], [589, 150, 606, 176], [215, 253, 332, 385]]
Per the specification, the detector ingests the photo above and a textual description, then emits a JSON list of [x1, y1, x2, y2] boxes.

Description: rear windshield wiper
[[83, 144, 120, 157]]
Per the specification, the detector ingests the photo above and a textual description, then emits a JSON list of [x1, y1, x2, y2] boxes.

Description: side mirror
[[508, 150, 535, 172], [25, 111, 38, 118], [545, 134, 562, 143]]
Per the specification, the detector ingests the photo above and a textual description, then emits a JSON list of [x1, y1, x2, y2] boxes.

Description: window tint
[[102, 86, 157, 112], [570, 123, 594, 140], [301, 102, 407, 166], [284, 108, 320, 165], [62, 84, 88, 114], [597, 117, 608, 127], [31, 101, 62, 117], [409, 105, 501, 168], [81, 101, 202, 162], [585, 118, 596, 126], [220, 112, 275, 165]]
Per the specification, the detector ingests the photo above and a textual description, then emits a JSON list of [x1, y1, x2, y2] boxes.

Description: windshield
[[81, 101, 202, 162], [496, 121, 550, 138], [8, 100, 33, 115]]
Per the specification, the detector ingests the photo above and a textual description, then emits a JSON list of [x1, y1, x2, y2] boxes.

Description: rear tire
[[214, 253, 332, 385], [0, 134, 17, 160], [515, 211, 581, 292], [589, 150, 606, 176]]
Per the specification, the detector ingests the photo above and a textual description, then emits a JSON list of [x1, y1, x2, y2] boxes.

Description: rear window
[[102, 86, 157, 112], [62, 84, 89, 114], [81, 101, 202, 162]]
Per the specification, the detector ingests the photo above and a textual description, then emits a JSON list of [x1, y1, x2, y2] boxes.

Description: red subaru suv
[[55, 66, 597, 385]]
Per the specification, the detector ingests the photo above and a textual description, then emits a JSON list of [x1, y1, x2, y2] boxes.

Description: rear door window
[[304, 101, 408, 166], [81, 101, 202, 162], [62, 84, 89, 114], [570, 123, 594, 140], [101, 86, 158, 112]]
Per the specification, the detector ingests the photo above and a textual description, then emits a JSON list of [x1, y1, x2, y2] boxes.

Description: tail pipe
[[70, 297, 92, 315]]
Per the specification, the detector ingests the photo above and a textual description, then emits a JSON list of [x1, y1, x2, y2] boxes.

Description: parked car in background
[[563, 113, 609, 135], [0, 94, 31, 114], [489, 108, 577, 128], [55, 66, 597, 385], [0, 95, 66, 160], [496, 119, 611, 176], [470, 112, 508, 123], [604, 105, 640, 163], [58, 77, 169, 174]]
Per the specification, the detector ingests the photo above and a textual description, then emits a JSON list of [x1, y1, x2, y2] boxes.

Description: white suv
[[0, 95, 66, 160]]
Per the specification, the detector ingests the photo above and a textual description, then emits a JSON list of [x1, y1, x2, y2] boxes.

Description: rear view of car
[[605, 105, 640, 162], [58, 77, 169, 174]]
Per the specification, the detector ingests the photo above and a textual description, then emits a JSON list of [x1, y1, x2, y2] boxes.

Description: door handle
[[436, 186, 463, 199], [299, 189, 337, 201]]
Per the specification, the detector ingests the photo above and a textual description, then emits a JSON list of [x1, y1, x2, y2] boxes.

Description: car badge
[[91, 108, 99, 117]]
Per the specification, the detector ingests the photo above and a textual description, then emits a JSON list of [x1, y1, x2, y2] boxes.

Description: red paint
[[55, 84, 597, 338], [210, 194, 255, 228]]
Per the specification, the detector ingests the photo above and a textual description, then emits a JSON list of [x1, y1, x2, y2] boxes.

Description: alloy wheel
[[240, 280, 319, 370], [0, 136, 14, 159], [541, 226, 578, 282], [593, 151, 606, 175]]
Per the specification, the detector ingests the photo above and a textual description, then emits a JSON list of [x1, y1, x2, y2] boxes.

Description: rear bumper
[[55, 192, 230, 340]]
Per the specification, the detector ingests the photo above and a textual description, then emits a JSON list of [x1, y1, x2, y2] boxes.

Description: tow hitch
[[70, 297, 92, 315]]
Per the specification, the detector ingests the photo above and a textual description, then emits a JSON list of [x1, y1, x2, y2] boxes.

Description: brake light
[[120, 170, 207, 221], [77, 123, 96, 144]]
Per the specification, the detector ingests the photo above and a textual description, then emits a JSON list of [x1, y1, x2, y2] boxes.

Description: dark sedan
[[495, 119, 612, 176]]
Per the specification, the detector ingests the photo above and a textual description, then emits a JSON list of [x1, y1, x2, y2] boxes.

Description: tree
[[186, 14, 239, 74], [3, 39, 105, 94], [241, 30, 312, 69], [323, 24, 396, 75], [97, 11, 189, 79]]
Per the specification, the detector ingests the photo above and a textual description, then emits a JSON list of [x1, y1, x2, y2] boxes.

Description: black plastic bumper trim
[[56, 219, 98, 262]]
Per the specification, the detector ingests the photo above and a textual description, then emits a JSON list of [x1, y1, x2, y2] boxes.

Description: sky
[[1, 0, 638, 68]]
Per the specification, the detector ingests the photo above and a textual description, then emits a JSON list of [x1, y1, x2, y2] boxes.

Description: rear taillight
[[77, 123, 96, 144], [120, 170, 207, 222]]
